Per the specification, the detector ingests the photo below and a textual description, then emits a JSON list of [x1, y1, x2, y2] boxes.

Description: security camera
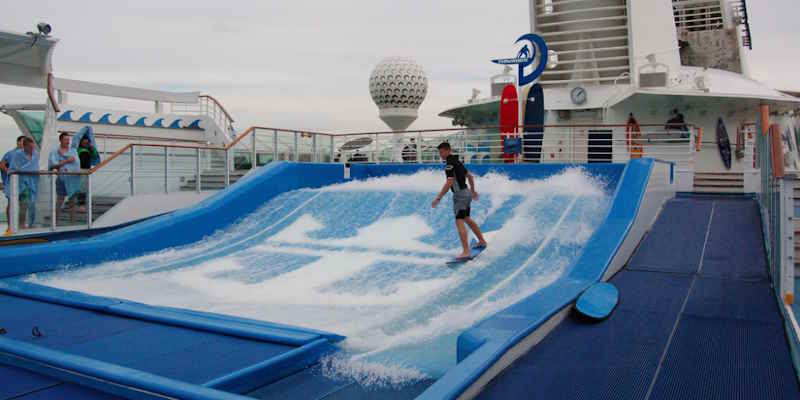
[[37, 22, 51, 36]]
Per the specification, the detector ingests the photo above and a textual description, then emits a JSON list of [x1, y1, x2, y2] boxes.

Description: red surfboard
[[499, 84, 519, 163]]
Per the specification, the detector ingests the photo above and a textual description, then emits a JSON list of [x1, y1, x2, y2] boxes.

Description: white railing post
[[273, 130, 279, 162], [130, 146, 136, 196], [50, 174, 56, 231], [417, 132, 422, 163], [8, 174, 18, 234], [164, 147, 169, 194], [330, 135, 335, 163], [87, 173, 93, 228], [195, 148, 201, 193], [782, 175, 795, 304], [251, 129, 257, 170], [374, 134, 379, 163], [312, 133, 317, 163], [294, 131, 299, 162], [225, 149, 231, 187]]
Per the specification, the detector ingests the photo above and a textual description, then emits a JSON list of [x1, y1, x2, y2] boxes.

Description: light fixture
[[37, 22, 51, 36]]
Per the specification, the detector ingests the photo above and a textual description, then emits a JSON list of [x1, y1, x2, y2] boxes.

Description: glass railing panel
[[200, 148, 227, 191], [168, 147, 199, 193]]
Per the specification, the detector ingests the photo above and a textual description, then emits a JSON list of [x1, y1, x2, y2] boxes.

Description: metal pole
[[273, 130, 278, 162], [164, 147, 169, 194], [196, 148, 201, 193], [417, 132, 422, 163], [87, 174, 93, 228], [782, 176, 795, 303], [8, 174, 18, 234], [50, 175, 56, 231], [374, 134, 378, 163], [251, 129, 257, 170], [312, 133, 317, 163], [224, 149, 231, 187], [294, 131, 299, 162], [130, 146, 136, 196], [330, 135, 335, 163]]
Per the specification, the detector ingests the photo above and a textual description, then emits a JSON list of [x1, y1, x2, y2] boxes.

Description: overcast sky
[[1, 0, 799, 147]]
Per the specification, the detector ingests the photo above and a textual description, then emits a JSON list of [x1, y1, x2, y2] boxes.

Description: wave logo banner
[[492, 33, 548, 86]]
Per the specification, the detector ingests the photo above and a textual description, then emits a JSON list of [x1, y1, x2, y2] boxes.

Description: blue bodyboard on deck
[[576, 282, 619, 320], [447, 243, 486, 266]]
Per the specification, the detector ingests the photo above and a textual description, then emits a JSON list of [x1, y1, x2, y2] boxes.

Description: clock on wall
[[570, 86, 587, 105]]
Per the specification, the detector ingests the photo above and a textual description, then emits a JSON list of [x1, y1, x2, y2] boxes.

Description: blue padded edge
[[168, 119, 182, 129], [134, 117, 147, 127], [0, 280, 344, 346], [204, 338, 334, 394], [186, 119, 202, 129], [152, 118, 165, 128], [417, 158, 653, 400], [115, 116, 129, 126], [78, 112, 93, 123], [0, 337, 251, 400], [97, 113, 112, 124], [0, 162, 346, 277], [57, 110, 73, 121]]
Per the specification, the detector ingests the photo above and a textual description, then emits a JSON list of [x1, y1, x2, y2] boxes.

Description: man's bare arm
[[467, 172, 478, 200], [432, 178, 453, 207]]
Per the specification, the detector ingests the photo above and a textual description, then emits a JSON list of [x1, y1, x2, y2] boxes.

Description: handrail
[[200, 95, 235, 123], [35, 122, 699, 178]]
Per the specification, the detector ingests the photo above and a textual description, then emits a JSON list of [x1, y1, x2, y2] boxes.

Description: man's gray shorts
[[453, 189, 472, 219]]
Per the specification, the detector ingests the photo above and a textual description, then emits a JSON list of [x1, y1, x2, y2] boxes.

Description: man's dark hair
[[59, 132, 70, 141], [16, 135, 25, 143], [437, 142, 451, 150], [22, 137, 34, 146]]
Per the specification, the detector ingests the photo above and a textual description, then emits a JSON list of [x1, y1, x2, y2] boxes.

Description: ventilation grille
[[535, 0, 631, 87]]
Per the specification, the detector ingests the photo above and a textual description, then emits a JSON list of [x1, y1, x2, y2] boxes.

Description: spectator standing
[[7, 138, 39, 231], [49, 133, 80, 223], [1, 136, 25, 234]]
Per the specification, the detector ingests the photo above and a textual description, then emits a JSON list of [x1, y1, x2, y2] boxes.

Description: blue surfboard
[[447, 242, 487, 266], [576, 282, 619, 320], [523, 83, 544, 163]]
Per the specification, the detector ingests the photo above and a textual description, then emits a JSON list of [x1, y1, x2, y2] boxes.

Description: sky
[[1, 0, 799, 149]]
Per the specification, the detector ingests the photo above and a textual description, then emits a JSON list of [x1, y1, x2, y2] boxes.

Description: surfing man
[[431, 142, 487, 260]]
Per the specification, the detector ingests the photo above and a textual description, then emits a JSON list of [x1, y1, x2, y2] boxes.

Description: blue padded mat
[[628, 199, 712, 274], [476, 271, 692, 400], [247, 365, 435, 400], [0, 293, 293, 384], [13, 383, 122, 400], [700, 200, 768, 280], [648, 315, 800, 400], [0, 364, 58, 399], [476, 197, 800, 400], [0, 364, 121, 400]]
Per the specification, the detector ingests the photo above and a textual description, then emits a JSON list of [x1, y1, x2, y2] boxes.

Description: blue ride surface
[[0, 160, 656, 400]]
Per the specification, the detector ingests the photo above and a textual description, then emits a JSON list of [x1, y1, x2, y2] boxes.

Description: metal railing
[[170, 95, 236, 140], [757, 122, 795, 306], [5, 123, 697, 236]]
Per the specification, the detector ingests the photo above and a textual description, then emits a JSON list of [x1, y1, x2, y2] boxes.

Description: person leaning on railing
[[48, 132, 81, 224], [5, 137, 39, 232], [1, 136, 25, 235]]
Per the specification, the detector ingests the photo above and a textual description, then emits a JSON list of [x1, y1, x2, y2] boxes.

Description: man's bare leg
[[464, 217, 487, 246], [455, 219, 470, 258]]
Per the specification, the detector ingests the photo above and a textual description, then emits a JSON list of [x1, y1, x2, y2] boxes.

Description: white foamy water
[[25, 168, 611, 385]]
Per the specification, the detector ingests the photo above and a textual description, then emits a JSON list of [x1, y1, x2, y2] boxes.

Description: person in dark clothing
[[431, 142, 487, 260], [75, 135, 99, 209], [665, 108, 689, 135], [76, 136, 99, 169], [402, 138, 418, 163]]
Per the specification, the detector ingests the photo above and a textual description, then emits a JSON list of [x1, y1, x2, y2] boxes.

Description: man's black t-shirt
[[445, 154, 468, 192]]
